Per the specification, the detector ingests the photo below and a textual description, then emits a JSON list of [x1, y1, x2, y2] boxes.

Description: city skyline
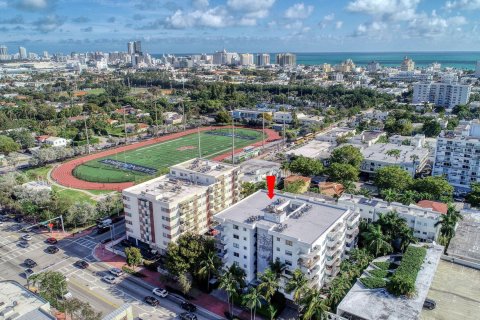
[[1, 0, 480, 53]]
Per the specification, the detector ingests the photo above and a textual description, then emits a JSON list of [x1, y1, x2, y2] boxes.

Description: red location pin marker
[[266, 175, 276, 199]]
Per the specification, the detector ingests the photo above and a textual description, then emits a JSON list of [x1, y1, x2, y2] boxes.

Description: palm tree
[[243, 287, 263, 320], [269, 258, 286, 279], [300, 288, 330, 320], [361, 224, 393, 257], [328, 276, 350, 307], [381, 189, 398, 205], [386, 149, 401, 162], [285, 269, 308, 304], [349, 248, 373, 269], [410, 154, 419, 175], [227, 263, 247, 290], [258, 268, 279, 303], [219, 269, 238, 315], [435, 205, 463, 254], [281, 161, 290, 177], [343, 180, 356, 194], [197, 251, 219, 291], [399, 190, 417, 205]]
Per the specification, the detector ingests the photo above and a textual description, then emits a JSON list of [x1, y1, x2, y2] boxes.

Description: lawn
[[24, 165, 52, 180], [73, 128, 262, 183], [52, 186, 97, 205]]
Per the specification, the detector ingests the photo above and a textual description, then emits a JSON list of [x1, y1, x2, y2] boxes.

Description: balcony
[[326, 234, 340, 246], [347, 212, 360, 228], [325, 266, 340, 276], [298, 253, 320, 269], [346, 228, 359, 239], [326, 256, 340, 267]]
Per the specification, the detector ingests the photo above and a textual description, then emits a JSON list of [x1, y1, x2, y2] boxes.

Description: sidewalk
[[93, 244, 250, 319]]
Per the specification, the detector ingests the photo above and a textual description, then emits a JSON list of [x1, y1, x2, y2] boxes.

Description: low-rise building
[[349, 131, 386, 147], [286, 140, 334, 160], [239, 159, 281, 184], [45, 136, 67, 147], [122, 159, 241, 252], [337, 194, 442, 242], [232, 109, 272, 121], [213, 190, 360, 295], [163, 112, 183, 125], [316, 127, 356, 143], [389, 134, 426, 148], [273, 111, 294, 124]]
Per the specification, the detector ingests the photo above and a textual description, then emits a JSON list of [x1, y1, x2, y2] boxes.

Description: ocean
[[154, 51, 480, 70]]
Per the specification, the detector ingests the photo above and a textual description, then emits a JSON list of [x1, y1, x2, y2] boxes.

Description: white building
[[433, 120, 480, 194], [44, 136, 67, 147], [413, 82, 471, 110], [239, 53, 254, 66], [122, 159, 241, 252], [316, 127, 356, 143], [214, 190, 360, 292], [357, 143, 429, 177], [475, 61, 480, 78], [163, 112, 183, 125], [256, 53, 270, 66], [19, 46, 27, 60], [239, 159, 281, 184], [213, 49, 238, 65], [273, 111, 294, 124], [275, 53, 296, 66], [337, 194, 442, 242], [232, 109, 272, 121], [389, 134, 426, 148]]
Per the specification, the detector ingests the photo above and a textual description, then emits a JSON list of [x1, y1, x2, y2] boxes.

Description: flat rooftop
[[0, 280, 55, 320], [358, 143, 429, 164], [286, 140, 334, 159], [170, 158, 236, 177], [123, 174, 206, 202], [214, 190, 348, 245], [448, 209, 480, 264], [337, 244, 443, 320]]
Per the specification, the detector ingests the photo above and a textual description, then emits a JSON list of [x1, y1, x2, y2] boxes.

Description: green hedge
[[359, 276, 386, 289], [387, 246, 426, 296], [368, 269, 390, 278], [372, 261, 398, 270]]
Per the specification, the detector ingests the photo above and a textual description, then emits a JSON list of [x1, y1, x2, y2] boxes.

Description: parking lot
[[0, 217, 213, 320], [421, 260, 480, 320]]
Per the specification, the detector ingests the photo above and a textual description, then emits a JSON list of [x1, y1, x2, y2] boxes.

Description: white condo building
[[433, 120, 480, 194], [476, 61, 480, 78], [122, 159, 241, 252], [337, 194, 441, 242], [256, 53, 270, 66], [213, 190, 360, 293], [239, 53, 254, 66], [412, 82, 471, 110]]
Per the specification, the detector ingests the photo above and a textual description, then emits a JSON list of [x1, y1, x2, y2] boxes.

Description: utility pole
[[123, 105, 128, 145], [283, 119, 286, 147], [83, 112, 90, 154], [262, 112, 265, 151], [231, 107, 235, 165], [182, 78, 186, 131], [198, 127, 202, 159], [154, 100, 158, 137]]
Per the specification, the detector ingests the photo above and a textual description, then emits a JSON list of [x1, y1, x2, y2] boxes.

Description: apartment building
[[412, 81, 471, 110], [213, 190, 360, 295], [231, 109, 272, 121], [337, 194, 441, 242], [239, 159, 281, 184], [122, 159, 241, 252], [433, 120, 480, 194]]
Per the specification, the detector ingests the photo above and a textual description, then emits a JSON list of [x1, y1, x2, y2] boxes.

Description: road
[[0, 219, 217, 320]]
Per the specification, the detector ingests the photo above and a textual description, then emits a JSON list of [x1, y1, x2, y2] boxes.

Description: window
[[233, 234, 239, 239], [243, 237, 247, 241], [277, 237, 280, 241], [234, 252, 239, 257], [233, 225, 239, 230], [285, 240, 293, 246], [233, 243, 239, 248], [243, 246, 247, 250], [122, 196, 130, 201], [285, 250, 292, 256], [243, 227, 247, 231], [276, 247, 280, 251], [285, 260, 292, 266]]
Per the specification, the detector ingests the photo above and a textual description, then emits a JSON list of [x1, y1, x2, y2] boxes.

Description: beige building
[[122, 159, 241, 252]]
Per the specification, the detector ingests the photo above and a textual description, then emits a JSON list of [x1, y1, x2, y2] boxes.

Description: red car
[[46, 237, 57, 244]]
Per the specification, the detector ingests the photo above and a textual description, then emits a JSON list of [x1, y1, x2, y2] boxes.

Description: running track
[[51, 126, 281, 191]]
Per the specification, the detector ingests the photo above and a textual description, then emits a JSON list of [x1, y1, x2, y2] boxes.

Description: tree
[[398, 190, 418, 205], [243, 287, 263, 320], [285, 269, 308, 304], [0, 135, 20, 155], [125, 247, 143, 270], [178, 273, 192, 296], [29, 271, 68, 308], [413, 176, 453, 201], [385, 149, 401, 162], [284, 180, 308, 194], [435, 205, 463, 254], [65, 202, 96, 228], [375, 166, 413, 192], [466, 182, 480, 207], [330, 145, 364, 168], [269, 258, 286, 279], [288, 156, 324, 176], [219, 268, 239, 315], [197, 251, 220, 291], [328, 276, 350, 307], [361, 224, 393, 257], [258, 268, 279, 303], [381, 189, 398, 204], [64, 297, 84, 320], [215, 110, 232, 124], [8, 129, 35, 149], [241, 182, 257, 198], [79, 301, 102, 320], [328, 163, 359, 184], [300, 288, 330, 320], [422, 119, 442, 137]]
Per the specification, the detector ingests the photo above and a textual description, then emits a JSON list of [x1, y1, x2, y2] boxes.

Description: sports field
[[73, 128, 262, 183]]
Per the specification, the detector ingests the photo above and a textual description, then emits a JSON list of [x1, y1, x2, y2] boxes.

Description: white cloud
[[323, 13, 335, 22], [445, 0, 480, 10], [336, 21, 344, 29], [347, 0, 420, 21], [33, 14, 65, 32], [0, 1, 7, 8], [285, 3, 314, 19], [165, 7, 231, 29], [227, 0, 275, 12], [192, 0, 209, 8], [408, 11, 467, 37], [15, 0, 54, 11]]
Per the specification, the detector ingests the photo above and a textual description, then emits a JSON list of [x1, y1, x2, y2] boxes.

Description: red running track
[[51, 126, 281, 191]]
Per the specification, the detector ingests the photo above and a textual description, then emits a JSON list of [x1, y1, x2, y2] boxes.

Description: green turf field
[[73, 128, 262, 183]]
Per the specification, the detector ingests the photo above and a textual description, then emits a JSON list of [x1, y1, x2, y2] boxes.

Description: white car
[[22, 234, 32, 241], [109, 268, 123, 277], [152, 288, 168, 298], [102, 275, 117, 284], [18, 241, 29, 248]]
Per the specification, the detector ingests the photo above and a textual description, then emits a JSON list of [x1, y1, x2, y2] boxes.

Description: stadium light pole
[[231, 105, 235, 165], [198, 127, 202, 159], [262, 112, 265, 151], [83, 112, 90, 154]]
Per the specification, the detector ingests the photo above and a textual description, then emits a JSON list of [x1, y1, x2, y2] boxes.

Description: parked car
[[152, 288, 168, 298], [46, 237, 57, 244], [74, 260, 89, 269], [24, 268, 34, 278], [18, 241, 29, 248], [180, 302, 197, 312], [21, 234, 32, 241], [179, 313, 197, 320], [109, 268, 123, 277], [143, 296, 159, 306], [423, 298, 436, 310], [102, 275, 117, 284], [24, 259, 37, 268], [46, 245, 59, 254], [96, 227, 110, 235]]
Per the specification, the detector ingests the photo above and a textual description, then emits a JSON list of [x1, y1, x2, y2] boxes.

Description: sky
[[1, 0, 480, 54]]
